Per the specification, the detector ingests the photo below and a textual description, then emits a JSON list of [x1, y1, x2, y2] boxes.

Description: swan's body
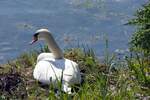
[[31, 29, 81, 94]]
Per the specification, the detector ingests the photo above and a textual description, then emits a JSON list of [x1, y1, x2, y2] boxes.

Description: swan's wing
[[63, 59, 81, 84], [34, 57, 81, 85], [33, 60, 63, 84], [37, 53, 54, 62]]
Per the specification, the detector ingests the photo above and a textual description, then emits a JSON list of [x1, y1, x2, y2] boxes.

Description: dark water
[[0, 0, 148, 63]]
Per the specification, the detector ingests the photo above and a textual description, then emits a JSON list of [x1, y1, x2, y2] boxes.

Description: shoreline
[[0, 48, 149, 99]]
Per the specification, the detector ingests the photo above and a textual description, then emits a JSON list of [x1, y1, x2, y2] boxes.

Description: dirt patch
[[0, 69, 27, 99]]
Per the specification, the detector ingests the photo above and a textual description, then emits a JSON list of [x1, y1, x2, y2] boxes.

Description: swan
[[30, 29, 81, 94]]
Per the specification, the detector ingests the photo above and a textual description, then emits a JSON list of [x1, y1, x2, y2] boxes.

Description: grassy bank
[[0, 47, 149, 100]]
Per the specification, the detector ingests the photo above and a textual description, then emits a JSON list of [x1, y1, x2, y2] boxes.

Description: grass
[[0, 46, 149, 100]]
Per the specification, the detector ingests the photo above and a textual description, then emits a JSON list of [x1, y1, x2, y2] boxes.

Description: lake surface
[[0, 0, 148, 63]]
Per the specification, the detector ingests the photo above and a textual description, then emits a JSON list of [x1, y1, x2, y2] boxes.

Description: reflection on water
[[0, 0, 148, 63]]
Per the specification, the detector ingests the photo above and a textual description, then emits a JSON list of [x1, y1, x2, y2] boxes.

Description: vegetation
[[0, 46, 149, 100], [128, 1, 150, 54], [0, 1, 150, 100]]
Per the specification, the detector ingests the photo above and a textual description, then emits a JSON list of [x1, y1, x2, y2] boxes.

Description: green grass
[[0, 47, 149, 100]]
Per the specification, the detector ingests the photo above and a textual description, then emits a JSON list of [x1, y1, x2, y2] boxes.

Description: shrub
[[128, 1, 150, 54]]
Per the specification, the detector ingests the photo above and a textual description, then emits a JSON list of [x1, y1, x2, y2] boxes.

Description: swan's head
[[30, 29, 51, 44]]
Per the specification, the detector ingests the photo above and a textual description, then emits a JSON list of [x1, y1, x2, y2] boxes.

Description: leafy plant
[[128, 1, 150, 54]]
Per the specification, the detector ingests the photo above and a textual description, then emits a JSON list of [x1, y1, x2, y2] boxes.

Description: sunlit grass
[[0, 46, 149, 99]]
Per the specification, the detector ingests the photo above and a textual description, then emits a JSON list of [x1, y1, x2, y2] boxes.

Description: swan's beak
[[30, 36, 38, 45]]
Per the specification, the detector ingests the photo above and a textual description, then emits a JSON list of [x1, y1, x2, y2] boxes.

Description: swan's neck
[[45, 34, 63, 59]]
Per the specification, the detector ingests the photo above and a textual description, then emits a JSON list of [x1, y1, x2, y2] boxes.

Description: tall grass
[[0, 45, 150, 99]]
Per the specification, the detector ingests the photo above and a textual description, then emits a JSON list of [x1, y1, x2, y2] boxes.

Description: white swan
[[30, 29, 81, 94]]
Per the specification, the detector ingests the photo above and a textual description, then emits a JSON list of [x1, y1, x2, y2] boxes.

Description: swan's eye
[[34, 33, 39, 39], [30, 33, 39, 44], [34, 33, 39, 37], [33, 33, 39, 40]]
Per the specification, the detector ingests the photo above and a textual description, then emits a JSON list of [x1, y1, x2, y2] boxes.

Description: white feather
[[32, 29, 81, 94]]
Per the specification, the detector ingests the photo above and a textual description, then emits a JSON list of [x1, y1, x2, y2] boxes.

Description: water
[[0, 0, 148, 63]]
